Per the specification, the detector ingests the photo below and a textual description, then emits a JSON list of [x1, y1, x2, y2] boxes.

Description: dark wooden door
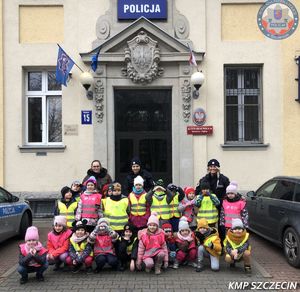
[[115, 89, 172, 187]]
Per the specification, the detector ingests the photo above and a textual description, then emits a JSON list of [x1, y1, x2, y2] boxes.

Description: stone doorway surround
[[80, 4, 205, 186]]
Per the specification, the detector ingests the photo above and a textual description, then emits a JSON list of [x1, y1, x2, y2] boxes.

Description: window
[[271, 180, 295, 201], [225, 66, 262, 143], [0, 188, 10, 203], [256, 180, 277, 198], [294, 183, 300, 202], [25, 70, 62, 145]]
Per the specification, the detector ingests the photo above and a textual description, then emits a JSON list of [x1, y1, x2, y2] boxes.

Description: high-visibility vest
[[196, 195, 219, 224], [80, 193, 101, 219], [151, 195, 170, 220], [129, 193, 147, 216], [223, 200, 246, 228], [224, 232, 250, 250], [57, 201, 78, 228], [127, 237, 137, 255], [70, 238, 93, 256], [140, 231, 165, 259], [203, 234, 221, 256], [169, 193, 180, 218], [103, 197, 129, 231], [94, 234, 115, 256]]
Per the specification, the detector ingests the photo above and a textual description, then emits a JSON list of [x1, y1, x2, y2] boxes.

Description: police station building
[[2, 0, 300, 200]]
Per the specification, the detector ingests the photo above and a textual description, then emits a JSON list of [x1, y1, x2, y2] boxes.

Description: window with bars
[[25, 70, 62, 145], [225, 66, 262, 143]]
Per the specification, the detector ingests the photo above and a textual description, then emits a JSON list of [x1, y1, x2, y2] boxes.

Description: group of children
[[18, 175, 251, 284]]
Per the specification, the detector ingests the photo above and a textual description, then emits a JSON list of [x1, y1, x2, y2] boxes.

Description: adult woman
[[82, 160, 112, 194]]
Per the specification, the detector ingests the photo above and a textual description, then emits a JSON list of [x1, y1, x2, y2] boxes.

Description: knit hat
[[226, 183, 238, 195], [184, 186, 195, 195], [61, 186, 71, 198], [108, 184, 114, 192], [131, 157, 141, 166], [72, 219, 88, 231], [124, 223, 136, 234], [197, 218, 209, 229], [85, 176, 97, 186], [231, 218, 244, 230], [97, 217, 110, 227], [147, 212, 159, 226], [134, 175, 144, 186], [25, 226, 39, 241], [178, 217, 190, 231], [200, 181, 210, 190], [71, 180, 82, 187], [54, 215, 67, 227], [162, 223, 173, 232], [153, 179, 166, 191], [207, 159, 220, 167]]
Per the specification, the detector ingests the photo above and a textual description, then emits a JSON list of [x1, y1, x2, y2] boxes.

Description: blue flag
[[56, 46, 75, 86], [91, 48, 100, 72]]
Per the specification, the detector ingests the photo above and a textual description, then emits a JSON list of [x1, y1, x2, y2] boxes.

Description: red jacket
[[175, 233, 197, 252], [47, 229, 72, 257], [137, 228, 168, 262]]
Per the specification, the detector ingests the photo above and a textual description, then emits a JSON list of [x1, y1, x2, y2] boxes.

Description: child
[[178, 186, 197, 230], [47, 215, 72, 271], [167, 183, 185, 232], [70, 180, 83, 202], [195, 181, 220, 227], [116, 223, 138, 271], [136, 212, 168, 275], [102, 182, 129, 234], [17, 226, 48, 284], [66, 220, 93, 273], [128, 175, 150, 230], [89, 218, 119, 273], [194, 218, 222, 272], [55, 186, 78, 228], [146, 179, 174, 226], [224, 218, 252, 274], [76, 176, 102, 233], [220, 182, 249, 230], [162, 223, 177, 267], [173, 217, 197, 269]]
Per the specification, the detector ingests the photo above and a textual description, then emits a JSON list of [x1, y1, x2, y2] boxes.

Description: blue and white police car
[[0, 186, 32, 243]]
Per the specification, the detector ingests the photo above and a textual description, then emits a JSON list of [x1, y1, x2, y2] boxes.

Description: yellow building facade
[[2, 0, 300, 196]]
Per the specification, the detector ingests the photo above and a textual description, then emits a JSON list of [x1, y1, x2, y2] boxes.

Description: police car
[[0, 186, 32, 243]]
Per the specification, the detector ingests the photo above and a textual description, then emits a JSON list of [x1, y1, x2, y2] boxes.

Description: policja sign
[[118, 0, 167, 20]]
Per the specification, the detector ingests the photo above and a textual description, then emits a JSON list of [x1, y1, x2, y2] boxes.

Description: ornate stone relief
[[181, 79, 192, 122], [94, 79, 104, 123], [121, 31, 164, 84], [174, 14, 190, 39]]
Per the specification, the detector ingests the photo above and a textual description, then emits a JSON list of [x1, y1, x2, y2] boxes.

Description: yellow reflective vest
[[103, 197, 129, 231], [224, 233, 251, 250], [169, 193, 180, 218], [129, 193, 147, 216], [70, 238, 93, 256], [57, 200, 78, 228], [151, 195, 170, 220], [196, 195, 219, 224]]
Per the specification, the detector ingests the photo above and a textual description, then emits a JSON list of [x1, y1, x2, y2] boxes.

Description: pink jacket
[[137, 228, 168, 263], [47, 229, 72, 257]]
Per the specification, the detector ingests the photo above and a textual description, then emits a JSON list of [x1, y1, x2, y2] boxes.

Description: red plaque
[[187, 126, 213, 135]]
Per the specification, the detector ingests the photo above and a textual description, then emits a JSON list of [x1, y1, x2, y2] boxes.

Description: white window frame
[[224, 66, 263, 144], [25, 70, 62, 146]]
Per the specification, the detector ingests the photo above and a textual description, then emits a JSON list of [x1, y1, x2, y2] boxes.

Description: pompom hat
[[134, 175, 144, 186], [184, 186, 195, 195], [226, 183, 238, 195], [85, 176, 97, 186], [197, 218, 209, 229], [147, 212, 159, 226], [54, 215, 67, 227], [25, 226, 39, 241], [178, 217, 190, 231]]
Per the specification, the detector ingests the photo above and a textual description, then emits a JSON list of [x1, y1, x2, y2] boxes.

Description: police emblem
[[257, 0, 298, 40]]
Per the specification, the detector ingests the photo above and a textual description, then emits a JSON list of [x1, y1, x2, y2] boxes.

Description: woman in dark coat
[[82, 160, 113, 194]]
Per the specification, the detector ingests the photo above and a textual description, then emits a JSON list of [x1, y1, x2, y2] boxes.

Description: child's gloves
[[169, 251, 176, 259], [206, 242, 214, 249]]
